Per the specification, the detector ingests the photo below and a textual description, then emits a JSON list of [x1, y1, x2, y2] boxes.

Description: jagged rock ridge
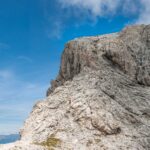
[[47, 25, 150, 96], [1, 25, 150, 150]]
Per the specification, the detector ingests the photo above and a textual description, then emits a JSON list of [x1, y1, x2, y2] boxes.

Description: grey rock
[[2, 25, 150, 150]]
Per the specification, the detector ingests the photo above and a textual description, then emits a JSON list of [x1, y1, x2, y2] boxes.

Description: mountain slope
[[1, 25, 150, 150]]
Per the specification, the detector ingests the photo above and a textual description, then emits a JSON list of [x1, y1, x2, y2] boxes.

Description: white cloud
[[47, 21, 63, 39], [58, 0, 150, 24], [122, 0, 139, 16], [48, 0, 122, 39], [47, 0, 146, 39], [59, 0, 120, 18], [136, 0, 150, 24]]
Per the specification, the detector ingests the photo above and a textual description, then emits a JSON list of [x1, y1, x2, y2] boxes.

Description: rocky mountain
[[0, 134, 20, 144], [1, 25, 150, 150]]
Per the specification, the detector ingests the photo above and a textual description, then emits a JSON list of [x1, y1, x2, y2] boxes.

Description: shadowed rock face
[[2, 25, 150, 150], [47, 25, 150, 96], [118, 25, 150, 85]]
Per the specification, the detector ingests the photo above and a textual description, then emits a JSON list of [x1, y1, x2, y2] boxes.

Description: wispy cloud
[[122, 0, 140, 16], [136, 0, 150, 24], [47, 21, 63, 39], [58, 0, 120, 18], [58, 0, 141, 20], [46, 0, 139, 39], [50, 0, 149, 39], [17, 56, 33, 63]]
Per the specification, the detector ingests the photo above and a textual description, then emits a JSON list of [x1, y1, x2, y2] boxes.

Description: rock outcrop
[[1, 25, 150, 150]]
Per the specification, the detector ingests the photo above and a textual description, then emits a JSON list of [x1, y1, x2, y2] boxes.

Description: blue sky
[[0, 0, 149, 135]]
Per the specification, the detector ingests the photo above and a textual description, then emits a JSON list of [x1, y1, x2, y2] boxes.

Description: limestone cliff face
[[1, 25, 150, 150], [47, 25, 150, 96]]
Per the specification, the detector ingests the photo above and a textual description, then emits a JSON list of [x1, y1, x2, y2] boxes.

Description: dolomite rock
[[1, 25, 150, 150]]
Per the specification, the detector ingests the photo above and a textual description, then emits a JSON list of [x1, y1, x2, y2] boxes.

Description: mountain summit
[[1, 25, 150, 150]]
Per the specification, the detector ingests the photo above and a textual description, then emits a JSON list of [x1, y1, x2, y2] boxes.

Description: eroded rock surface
[[2, 25, 150, 150]]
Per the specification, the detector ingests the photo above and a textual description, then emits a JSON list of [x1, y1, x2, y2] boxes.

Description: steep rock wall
[[47, 25, 150, 96]]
